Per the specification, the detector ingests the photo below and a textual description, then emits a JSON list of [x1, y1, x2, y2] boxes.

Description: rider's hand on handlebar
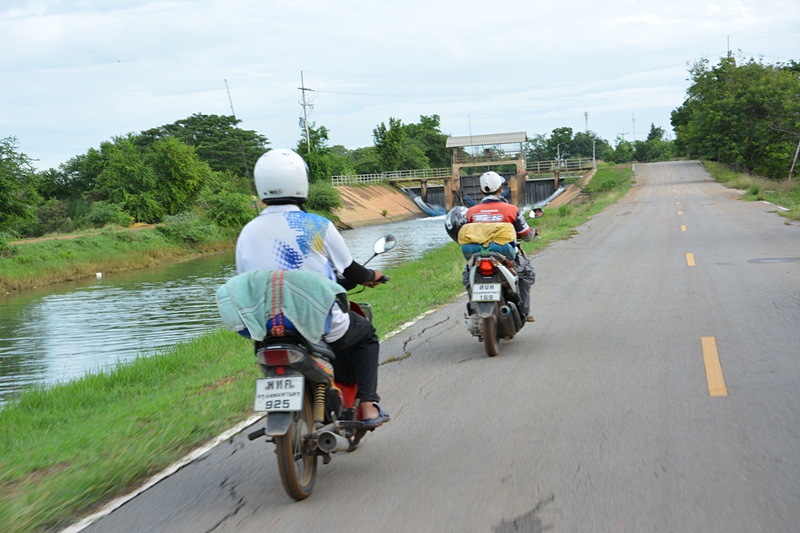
[[363, 269, 386, 288]]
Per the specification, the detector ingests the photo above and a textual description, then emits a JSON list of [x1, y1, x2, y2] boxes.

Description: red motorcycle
[[243, 235, 394, 500]]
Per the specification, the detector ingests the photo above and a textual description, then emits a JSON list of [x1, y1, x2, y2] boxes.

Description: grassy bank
[[0, 163, 632, 532], [0, 227, 236, 294], [702, 161, 800, 220]]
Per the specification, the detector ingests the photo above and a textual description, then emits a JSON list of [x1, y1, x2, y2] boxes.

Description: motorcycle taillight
[[258, 347, 305, 366], [479, 258, 495, 276], [263, 349, 290, 366]]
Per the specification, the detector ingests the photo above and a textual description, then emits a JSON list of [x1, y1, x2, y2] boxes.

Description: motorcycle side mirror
[[373, 234, 397, 255]]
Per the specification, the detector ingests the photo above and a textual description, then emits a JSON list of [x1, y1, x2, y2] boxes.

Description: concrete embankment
[[332, 183, 424, 229]]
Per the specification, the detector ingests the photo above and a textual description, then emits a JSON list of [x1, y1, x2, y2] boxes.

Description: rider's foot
[[361, 402, 390, 428], [525, 315, 536, 323]]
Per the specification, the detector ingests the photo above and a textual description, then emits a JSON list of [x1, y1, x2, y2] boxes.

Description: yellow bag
[[457, 222, 516, 245]]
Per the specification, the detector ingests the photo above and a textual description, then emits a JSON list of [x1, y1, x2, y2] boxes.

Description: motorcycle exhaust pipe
[[317, 430, 351, 453], [499, 304, 520, 335]]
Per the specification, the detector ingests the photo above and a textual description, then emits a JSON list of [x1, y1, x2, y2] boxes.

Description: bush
[[306, 182, 342, 212], [197, 189, 255, 228], [0, 229, 18, 257], [85, 201, 133, 228], [557, 205, 573, 217], [156, 211, 223, 244]]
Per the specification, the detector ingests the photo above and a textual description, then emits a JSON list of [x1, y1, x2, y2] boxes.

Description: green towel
[[216, 270, 348, 342]]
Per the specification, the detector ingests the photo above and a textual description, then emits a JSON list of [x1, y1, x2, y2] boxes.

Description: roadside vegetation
[[0, 163, 633, 533], [702, 161, 800, 220]]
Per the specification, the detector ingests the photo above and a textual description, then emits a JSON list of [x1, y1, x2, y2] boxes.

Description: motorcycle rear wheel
[[275, 393, 317, 500], [483, 314, 499, 357]]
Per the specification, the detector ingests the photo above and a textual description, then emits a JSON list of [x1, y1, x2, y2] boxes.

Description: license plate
[[254, 377, 304, 412], [472, 283, 501, 302]]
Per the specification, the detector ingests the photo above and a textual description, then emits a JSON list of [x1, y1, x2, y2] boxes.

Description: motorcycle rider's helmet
[[253, 149, 309, 203], [479, 171, 505, 194], [444, 206, 469, 243]]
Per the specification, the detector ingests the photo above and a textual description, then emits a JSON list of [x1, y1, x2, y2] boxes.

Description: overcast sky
[[2, 0, 798, 171]]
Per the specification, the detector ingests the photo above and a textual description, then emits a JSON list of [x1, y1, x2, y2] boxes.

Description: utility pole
[[632, 112, 636, 142], [584, 111, 589, 133], [298, 71, 312, 153], [788, 135, 800, 181]]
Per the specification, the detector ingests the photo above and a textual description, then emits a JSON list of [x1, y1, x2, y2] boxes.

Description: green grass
[[702, 161, 800, 220], [0, 162, 633, 532], [0, 227, 236, 294]]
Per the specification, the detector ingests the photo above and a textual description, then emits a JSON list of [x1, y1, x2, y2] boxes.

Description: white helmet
[[479, 171, 505, 194], [253, 149, 309, 202]]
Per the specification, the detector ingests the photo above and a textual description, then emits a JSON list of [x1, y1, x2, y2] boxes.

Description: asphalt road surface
[[81, 161, 800, 533]]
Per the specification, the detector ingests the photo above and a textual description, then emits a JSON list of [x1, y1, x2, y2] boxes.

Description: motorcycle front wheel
[[275, 393, 317, 500], [483, 313, 500, 357]]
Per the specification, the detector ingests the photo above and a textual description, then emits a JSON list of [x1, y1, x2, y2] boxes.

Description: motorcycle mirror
[[373, 234, 397, 255]]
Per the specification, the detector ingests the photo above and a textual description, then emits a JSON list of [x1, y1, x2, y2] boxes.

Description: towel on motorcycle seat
[[216, 270, 348, 342], [457, 222, 517, 259], [460, 242, 517, 260]]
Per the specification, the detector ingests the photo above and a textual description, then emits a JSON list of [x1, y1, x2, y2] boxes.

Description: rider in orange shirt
[[465, 171, 537, 322]]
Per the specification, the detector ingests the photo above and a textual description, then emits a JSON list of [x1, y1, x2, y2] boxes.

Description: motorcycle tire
[[275, 393, 317, 500], [483, 314, 500, 357]]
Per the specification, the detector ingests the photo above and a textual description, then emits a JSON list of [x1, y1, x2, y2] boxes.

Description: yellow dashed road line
[[701, 337, 728, 396]]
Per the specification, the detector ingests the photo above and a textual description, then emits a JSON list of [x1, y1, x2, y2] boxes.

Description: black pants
[[328, 310, 381, 403]]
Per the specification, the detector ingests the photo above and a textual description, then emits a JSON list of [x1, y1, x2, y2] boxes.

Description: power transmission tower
[[584, 111, 589, 133]]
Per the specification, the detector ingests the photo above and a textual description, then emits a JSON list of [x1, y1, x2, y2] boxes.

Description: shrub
[[557, 205, 573, 217], [197, 189, 254, 228], [85, 201, 133, 228], [156, 211, 223, 244], [37, 199, 75, 234], [306, 182, 342, 212]]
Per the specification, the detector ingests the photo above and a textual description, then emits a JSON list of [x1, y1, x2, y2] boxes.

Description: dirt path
[[8, 224, 156, 246]]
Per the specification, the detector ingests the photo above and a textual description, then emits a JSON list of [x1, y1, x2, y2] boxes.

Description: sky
[[2, 0, 798, 171]]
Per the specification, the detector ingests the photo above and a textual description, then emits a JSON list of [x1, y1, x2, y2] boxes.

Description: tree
[[671, 55, 800, 178], [295, 123, 355, 183], [138, 113, 269, 177], [547, 127, 575, 160], [147, 137, 212, 215], [92, 136, 162, 222], [0, 137, 40, 231], [405, 115, 450, 168], [573, 131, 609, 159], [373, 117, 429, 171]]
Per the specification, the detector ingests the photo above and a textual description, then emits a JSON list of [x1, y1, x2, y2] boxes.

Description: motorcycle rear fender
[[475, 301, 497, 318], [265, 412, 292, 436]]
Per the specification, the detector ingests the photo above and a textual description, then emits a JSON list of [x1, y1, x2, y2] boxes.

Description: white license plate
[[472, 283, 501, 302], [254, 377, 304, 412]]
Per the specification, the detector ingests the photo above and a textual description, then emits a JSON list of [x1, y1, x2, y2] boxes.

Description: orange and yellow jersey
[[466, 197, 533, 240]]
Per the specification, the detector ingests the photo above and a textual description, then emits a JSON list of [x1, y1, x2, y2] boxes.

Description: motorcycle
[[241, 235, 394, 501], [463, 241, 526, 357]]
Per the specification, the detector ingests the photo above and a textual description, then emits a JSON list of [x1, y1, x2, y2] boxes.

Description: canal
[[0, 216, 451, 405]]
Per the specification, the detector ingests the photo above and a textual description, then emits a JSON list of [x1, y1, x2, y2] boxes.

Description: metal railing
[[332, 167, 451, 186], [527, 158, 594, 173], [331, 158, 594, 186]]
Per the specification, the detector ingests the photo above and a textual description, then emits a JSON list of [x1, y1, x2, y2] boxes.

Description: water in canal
[[0, 216, 451, 404]]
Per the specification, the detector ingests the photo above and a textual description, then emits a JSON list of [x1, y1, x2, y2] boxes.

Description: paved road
[[83, 161, 800, 532]]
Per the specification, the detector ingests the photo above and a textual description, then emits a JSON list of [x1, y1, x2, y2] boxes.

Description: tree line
[[3, 52, 796, 238], [671, 55, 800, 179]]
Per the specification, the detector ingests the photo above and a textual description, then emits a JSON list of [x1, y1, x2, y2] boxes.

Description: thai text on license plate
[[472, 283, 501, 302], [254, 377, 304, 412]]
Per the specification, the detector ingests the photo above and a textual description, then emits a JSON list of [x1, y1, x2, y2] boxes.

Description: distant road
[[83, 161, 800, 532]]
